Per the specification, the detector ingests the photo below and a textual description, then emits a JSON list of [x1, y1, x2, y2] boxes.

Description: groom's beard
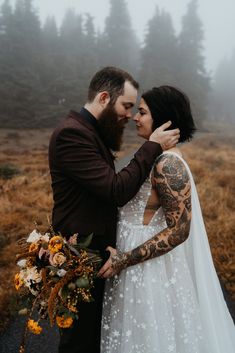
[[97, 105, 128, 151]]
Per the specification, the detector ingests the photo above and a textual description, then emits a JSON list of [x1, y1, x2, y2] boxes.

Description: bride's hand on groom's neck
[[149, 121, 180, 150]]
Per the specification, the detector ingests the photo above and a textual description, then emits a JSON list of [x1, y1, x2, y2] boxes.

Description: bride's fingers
[[98, 259, 112, 277], [106, 246, 116, 256], [101, 268, 113, 279], [99, 264, 114, 278]]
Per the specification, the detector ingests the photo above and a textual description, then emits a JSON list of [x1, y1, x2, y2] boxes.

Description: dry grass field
[[0, 124, 234, 331]]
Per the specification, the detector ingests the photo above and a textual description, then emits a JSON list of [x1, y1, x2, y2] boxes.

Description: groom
[[49, 66, 179, 353]]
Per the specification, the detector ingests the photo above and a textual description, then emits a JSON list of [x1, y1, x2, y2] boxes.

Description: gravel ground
[[0, 317, 59, 353]]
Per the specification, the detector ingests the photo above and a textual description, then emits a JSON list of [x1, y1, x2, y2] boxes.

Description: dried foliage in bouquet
[[15, 226, 103, 353]]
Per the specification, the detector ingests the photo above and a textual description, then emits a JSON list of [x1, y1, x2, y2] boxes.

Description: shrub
[[0, 164, 21, 179]]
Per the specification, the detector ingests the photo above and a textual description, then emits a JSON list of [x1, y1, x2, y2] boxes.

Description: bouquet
[[15, 226, 103, 353]]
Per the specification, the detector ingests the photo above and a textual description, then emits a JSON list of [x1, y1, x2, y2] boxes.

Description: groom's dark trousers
[[49, 109, 162, 353]]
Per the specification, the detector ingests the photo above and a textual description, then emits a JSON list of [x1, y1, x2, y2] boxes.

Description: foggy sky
[[3, 0, 235, 73]]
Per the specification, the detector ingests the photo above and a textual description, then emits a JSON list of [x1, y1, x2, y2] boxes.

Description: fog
[[5, 0, 235, 73], [1, 0, 234, 126]]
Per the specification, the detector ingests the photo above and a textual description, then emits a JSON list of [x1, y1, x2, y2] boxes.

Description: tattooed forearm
[[109, 250, 129, 274], [112, 155, 192, 271]]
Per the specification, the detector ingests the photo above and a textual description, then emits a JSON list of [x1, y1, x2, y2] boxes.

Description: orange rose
[[50, 252, 66, 266]]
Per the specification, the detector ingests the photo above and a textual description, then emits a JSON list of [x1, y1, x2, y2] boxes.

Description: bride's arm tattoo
[[111, 155, 191, 271]]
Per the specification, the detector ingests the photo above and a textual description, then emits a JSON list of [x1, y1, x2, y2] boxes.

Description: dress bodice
[[116, 175, 167, 252]]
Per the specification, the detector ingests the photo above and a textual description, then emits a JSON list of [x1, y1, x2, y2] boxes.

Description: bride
[[99, 85, 235, 353]]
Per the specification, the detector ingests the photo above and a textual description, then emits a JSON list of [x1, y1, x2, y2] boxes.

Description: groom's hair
[[142, 85, 196, 143], [87, 66, 139, 104]]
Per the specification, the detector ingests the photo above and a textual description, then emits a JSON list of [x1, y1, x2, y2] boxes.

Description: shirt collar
[[79, 107, 98, 129]]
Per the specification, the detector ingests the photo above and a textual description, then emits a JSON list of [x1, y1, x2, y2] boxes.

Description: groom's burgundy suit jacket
[[49, 110, 162, 256]]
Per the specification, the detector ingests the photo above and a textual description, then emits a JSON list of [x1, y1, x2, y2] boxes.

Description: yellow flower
[[56, 315, 73, 328], [67, 304, 78, 313], [15, 273, 23, 290], [27, 319, 42, 334], [29, 243, 39, 253], [48, 236, 64, 254]]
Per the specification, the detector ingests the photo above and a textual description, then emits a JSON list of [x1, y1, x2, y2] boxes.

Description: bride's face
[[133, 98, 153, 139]]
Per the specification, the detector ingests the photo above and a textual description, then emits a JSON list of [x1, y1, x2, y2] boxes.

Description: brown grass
[[181, 131, 235, 299], [0, 124, 234, 330]]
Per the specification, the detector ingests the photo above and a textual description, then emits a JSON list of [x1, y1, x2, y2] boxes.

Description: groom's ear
[[98, 91, 110, 107]]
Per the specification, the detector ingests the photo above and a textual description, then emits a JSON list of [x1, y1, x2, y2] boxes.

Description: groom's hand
[[98, 246, 128, 278], [149, 121, 180, 150]]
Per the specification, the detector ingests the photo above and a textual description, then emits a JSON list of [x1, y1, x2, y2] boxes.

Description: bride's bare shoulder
[[153, 152, 190, 191]]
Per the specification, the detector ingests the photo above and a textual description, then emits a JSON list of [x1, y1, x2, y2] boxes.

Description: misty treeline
[[209, 52, 235, 124], [0, 0, 232, 128]]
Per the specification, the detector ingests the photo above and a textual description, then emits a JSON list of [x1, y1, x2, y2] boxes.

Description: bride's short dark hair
[[142, 85, 196, 142]]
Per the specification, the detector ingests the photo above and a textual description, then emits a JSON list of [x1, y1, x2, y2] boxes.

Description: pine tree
[[41, 15, 59, 84], [178, 0, 210, 126], [13, 0, 41, 68], [211, 52, 235, 123], [60, 8, 84, 66], [0, 0, 12, 38], [14, 0, 43, 125], [0, 0, 44, 127], [58, 9, 88, 111], [83, 13, 98, 74], [139, 7, 178, 90], [101, 0, 140, 75], [0, 0, 14, 125], [39, 16, 66, 125]]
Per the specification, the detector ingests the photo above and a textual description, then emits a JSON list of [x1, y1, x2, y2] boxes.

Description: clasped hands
[[98, 246, 128, 278]]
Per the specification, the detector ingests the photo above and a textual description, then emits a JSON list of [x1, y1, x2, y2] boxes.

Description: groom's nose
[[125, 109, 132, 119]]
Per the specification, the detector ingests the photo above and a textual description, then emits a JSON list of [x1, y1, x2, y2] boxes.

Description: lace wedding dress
[[101, 152, 235, 353]]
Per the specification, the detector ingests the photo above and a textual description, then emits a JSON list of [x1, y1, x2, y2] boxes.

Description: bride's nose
[[133, 113, 139, 122]]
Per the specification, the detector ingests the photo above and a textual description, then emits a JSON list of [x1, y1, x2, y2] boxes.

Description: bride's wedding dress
[[101, 152, 235, 353]]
